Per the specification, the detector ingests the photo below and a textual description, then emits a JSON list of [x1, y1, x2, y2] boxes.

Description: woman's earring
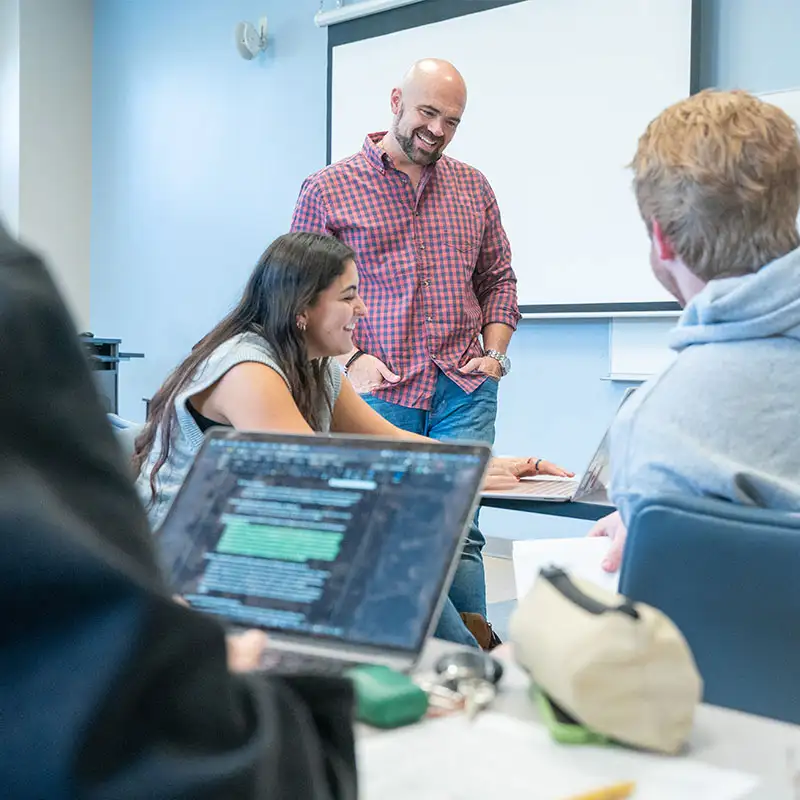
[[296, 319, 307, 332]]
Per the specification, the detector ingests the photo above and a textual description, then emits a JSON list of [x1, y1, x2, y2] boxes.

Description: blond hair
[[632, 89, 800, 281]]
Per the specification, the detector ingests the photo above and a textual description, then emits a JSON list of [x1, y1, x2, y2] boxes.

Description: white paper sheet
[[513, 537, 619, 600], [358, 713, 759, 800]]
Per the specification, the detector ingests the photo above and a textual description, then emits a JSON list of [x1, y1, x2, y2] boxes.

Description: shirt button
[[426, 315, 433, 322], [421, 279, 430, 286], [420, 244, 426, 251]]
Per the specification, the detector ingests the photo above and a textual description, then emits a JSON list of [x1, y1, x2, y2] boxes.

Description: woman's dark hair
[[132, 231, 356, 506]]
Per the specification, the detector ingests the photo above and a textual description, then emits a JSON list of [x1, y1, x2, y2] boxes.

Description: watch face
[[502, 355, 511, 375]]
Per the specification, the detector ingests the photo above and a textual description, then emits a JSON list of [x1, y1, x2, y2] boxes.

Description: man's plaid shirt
[[291, 132, 520, 410]]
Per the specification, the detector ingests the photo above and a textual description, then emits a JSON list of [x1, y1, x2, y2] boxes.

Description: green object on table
[[346, 665, 429, 729], [532, 686, 612, 746]]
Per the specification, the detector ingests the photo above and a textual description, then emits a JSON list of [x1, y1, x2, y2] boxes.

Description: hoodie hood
[[669, 245, 800, 352]]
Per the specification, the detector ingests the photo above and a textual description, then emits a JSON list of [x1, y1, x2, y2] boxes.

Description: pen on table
[[562, 781, 636, 800]]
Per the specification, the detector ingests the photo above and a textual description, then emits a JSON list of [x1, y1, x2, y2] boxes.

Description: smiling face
[[389, 59, 467, 166], [300, 258, 366, 359]]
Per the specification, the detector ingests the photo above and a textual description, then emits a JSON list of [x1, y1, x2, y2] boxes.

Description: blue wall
[[92, 0, 329, 416], [91, 0, 800, 542]]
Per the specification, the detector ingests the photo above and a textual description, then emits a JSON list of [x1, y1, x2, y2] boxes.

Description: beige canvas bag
[[510, 566, 703, 754]]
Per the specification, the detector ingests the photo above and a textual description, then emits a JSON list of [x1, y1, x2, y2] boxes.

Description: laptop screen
[[157, 431, 490, 654], [573, 385, 641, 499]]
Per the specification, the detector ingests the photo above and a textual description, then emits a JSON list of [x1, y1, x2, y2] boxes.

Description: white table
[[360, 639, 800, 799]]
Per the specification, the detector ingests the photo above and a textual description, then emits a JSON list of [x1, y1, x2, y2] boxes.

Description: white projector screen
[[329, 0, 695, 313]]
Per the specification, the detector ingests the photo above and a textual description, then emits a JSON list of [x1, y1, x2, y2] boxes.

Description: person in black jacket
[[0, 223, 358, 800]]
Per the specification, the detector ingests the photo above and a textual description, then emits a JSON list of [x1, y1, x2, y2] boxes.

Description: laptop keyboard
[[534, 480, 578, 498], [508, 479, 578, 498], [259, 649, 362, 676]]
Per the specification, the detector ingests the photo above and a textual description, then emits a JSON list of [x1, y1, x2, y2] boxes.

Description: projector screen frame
[[325, 0, 701, 317]]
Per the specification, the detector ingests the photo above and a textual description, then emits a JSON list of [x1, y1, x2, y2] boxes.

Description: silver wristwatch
[[485, 349, 511, 376]]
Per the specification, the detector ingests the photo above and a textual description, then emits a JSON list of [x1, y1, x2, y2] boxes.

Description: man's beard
[[393, 121, 444, 166]]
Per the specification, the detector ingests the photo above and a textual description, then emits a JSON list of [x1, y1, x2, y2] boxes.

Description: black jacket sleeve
[[0, 227, 357, 800]]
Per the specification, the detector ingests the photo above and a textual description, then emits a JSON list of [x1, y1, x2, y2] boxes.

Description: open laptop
[[155, 429, 491, 674], [482, 433, 611, 502], [482, 387, 638, 503]]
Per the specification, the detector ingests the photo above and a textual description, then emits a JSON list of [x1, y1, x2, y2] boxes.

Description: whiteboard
[[330, 0, 694, 310], [760, 87, 800, 127], [609, 317, 677, 380]]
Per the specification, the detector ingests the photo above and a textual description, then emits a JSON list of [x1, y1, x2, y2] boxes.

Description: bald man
[[291, 59, 521, 649]]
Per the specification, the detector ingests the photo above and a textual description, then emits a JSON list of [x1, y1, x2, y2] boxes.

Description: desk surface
[[481, 488, 614, 521], [360, 639, 800, 799]]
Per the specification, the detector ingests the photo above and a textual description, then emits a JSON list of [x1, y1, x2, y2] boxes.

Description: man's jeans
[[363, 371, 498, 648]]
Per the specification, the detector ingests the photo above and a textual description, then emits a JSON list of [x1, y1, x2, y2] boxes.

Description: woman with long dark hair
[[134, 231, 570, 646], [133, 232, 368, 520]]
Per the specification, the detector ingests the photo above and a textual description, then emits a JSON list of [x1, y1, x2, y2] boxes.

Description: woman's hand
[[483, 456, 574, 491], [490, 456, 574, 479]]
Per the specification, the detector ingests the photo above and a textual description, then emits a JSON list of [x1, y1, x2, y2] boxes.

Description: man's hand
[[460, 355, 502, 380], [346, 353, 401, 394], [587, 510, 628, 573], [226, 630, 269, 672], [483, 456, 575, 491]]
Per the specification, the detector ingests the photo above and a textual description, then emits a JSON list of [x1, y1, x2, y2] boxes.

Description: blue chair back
[[619, 494, 800, 724]]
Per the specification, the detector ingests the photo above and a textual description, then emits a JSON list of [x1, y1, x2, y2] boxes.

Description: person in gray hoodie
[[590, 89, 800, 571]]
